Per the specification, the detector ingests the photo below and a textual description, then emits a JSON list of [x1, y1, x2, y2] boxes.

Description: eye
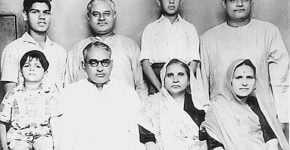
[[103, 11, 112, 17], [23, 64, 30, 68], [166, 73, 174, 78], [101, 59, 111, 67], [36, 65, 42, 68], [91, 12, 100, 17], [29, 10, 38, 14], [246, 76, 255, 79], [43, 10, 51, 15], [234, 76, 242, 79], [177, 72, 185, 76]]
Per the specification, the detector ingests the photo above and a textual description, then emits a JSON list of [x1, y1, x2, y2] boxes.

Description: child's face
[[158, 0, 182, 16], [21, 58, 45, 83]]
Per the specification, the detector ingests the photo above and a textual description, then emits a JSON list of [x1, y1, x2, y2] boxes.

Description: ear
[[87, 13, 91, 21], [82, 61, 86, 70], [156, 0, 161, 7], [23, 10, 28, 21], [222, 0, 226, 9], [180, 0, 184, 6]]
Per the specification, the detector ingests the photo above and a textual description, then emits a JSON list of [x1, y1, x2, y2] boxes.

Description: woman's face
[[164, 63, 189, 97], [231, 64, 256, 99]]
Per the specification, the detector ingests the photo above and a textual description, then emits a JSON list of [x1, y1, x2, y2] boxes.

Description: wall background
[[0, 0, 289, 98]]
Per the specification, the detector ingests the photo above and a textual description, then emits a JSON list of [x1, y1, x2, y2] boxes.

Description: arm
[[267, 25, 290, 123], [0, 122, 8, 150], [266, 138, 279, 150], [3, 82, 16, 94], [189, 60, 198, 75], [50, 117, 61, 150], [141, 59, 161, 91], [199, 36, 211, 100]]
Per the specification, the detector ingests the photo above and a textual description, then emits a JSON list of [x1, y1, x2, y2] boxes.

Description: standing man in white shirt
[[66, 0, 147, 100], [0, 0, 67, 93]]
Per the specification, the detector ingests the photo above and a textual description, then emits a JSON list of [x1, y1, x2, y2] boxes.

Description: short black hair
[[20, 50, 49, 71], [23, 0, 51, 13]]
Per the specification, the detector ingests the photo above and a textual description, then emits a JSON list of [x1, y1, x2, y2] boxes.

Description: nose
[[96, 64, 104, 72], [241, 78, 248, 86], [173, 76, 179, 83], [98, 14, 105, 21], [29, 66, 35, 71], [169, 0, 174, 4], [39, 12, 45, 19], [236, 0, 244, 6]]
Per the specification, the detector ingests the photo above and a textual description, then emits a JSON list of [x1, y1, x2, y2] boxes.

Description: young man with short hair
[[1, 0, 67, 93]]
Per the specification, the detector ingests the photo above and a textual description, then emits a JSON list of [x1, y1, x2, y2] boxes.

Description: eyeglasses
[[228, 0, 249, 3], [85, 59, 111, 67]]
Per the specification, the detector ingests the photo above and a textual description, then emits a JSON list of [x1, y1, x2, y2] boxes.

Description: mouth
[[96, 74, 105, 77], [168, 6, 176, 10], [38, 22, 47, 26], [234, 9, 245, 12], [97, 22, 107, 26], [171, 85, 181, 88]]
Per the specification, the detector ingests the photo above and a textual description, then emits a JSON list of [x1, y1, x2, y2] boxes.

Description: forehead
[[25, 57, 41, 63], [86, 47, 111, 59], [91, 1, 113, 12], [166, 63, 186, 73], [233, 65, 254, 75], [30, 2, 50, 10]]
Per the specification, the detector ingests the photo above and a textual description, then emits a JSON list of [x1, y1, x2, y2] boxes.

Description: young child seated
[[0, 50, 61, 150]]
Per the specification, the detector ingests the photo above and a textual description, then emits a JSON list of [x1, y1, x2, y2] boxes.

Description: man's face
[[158, 0, 182, 16], [223, 0, 252, 22], [24, 2, 51, 33], [87, 1, 115, 36], [84, 47, 113, 86]]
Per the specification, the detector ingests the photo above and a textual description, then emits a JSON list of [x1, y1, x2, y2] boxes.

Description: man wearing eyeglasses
[[66, 0, 148, 100], [200, 0, 289, 145], [59, 41, 145, 150]]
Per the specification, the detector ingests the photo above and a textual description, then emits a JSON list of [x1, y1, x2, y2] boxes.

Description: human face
[[21, 58, 45, 83], [164, 63, 189, 97], [223, 0, 252, 23], [88, 1, 115, 36], [157, 0, 182, 16], [24, 2, 51, 33], [231, 64, 256, 100], [84, 47, 113, 87]]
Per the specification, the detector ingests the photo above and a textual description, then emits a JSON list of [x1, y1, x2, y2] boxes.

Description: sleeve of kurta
[[140, 25, 153, 62], [130, 41, 148, 100], [187, 25, 200, 61], [267, 25, 290, 123], [0, 44, 19, 83], [199, 36, 211, 99], [0, 91, 13, 123]]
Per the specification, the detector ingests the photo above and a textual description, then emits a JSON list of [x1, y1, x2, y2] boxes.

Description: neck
[[172, 92, 185, 104], [29, 30, 47, 48], [164, 14, 178, 24], [24, 81, 41, 91], [95, 31, 114, 40], [227, 17, 251, 27]]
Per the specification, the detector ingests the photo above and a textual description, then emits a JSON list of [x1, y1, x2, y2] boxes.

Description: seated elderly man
[[59, 41, 144, 150]]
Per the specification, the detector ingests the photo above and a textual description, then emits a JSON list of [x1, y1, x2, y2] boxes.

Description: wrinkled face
[[164, 63, 189, 97], [231, 64, 256, 100], [158, 0, 182, 16], [24, 2, 51, 33], [84, 47, 113, 86], [223, 0, 252, 22], [87, 1, 115, 36], [21, 58, 45, 83]]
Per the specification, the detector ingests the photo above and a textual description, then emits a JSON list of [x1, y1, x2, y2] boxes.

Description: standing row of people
[[0, 0, 289, 150]]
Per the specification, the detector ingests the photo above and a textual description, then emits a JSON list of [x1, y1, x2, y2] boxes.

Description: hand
[[145, 142, 160, 150]]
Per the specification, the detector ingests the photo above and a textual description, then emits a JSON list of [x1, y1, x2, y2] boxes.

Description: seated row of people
[[0, 44, 288, 150]]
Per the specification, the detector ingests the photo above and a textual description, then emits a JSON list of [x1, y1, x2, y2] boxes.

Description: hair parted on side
[[83, 41, 112, 61], [23, 0, 51, 13], [20, 50, 49, 71], [87, 0, 116, 14]]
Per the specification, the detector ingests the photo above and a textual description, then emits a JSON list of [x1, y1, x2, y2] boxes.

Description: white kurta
[[59, 79, 144, 150], [200, 19, 289, 123]]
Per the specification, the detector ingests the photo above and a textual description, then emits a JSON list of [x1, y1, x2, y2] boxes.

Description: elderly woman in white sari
[[139, 58, 208, 150], [201, 59, 288, 150]]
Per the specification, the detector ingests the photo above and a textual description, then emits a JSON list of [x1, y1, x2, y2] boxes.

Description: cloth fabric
[[140, 59, 207, 150], [201, 59, 288, 150], [0, 84, 61, 148], [59, 79, 145, 150], [66, 34, 148, 99], [200, 19, 289, 123], [140, 15, 200, 64], [0, 32, 67, 89]]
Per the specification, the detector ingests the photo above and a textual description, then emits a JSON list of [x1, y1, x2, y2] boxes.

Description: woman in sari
[[202, 59, 288, 150], [139, 58, 208, 150]]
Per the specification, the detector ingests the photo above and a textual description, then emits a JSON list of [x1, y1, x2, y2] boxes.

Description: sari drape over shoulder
[[202, 59, 288, 150], [140, 59, 207, 150]]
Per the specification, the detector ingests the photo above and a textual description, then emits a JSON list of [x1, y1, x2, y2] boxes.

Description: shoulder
[[143, 19, 161, 33], [115, 34, 137, 45], [200, 22, 227, 40], [113, 34, 139, 50], [251, 19, 280, 33], [69, 37, 94, 53], [180, 19, 198, 30]]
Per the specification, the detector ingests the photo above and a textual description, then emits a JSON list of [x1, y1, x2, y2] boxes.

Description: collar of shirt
[[157, 14, 183, 24], [90, 33, 116, 43], [21, 32, 54, 47]]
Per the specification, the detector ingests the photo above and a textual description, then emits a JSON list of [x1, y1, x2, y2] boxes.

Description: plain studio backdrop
[[0, 0, 289, 98]]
